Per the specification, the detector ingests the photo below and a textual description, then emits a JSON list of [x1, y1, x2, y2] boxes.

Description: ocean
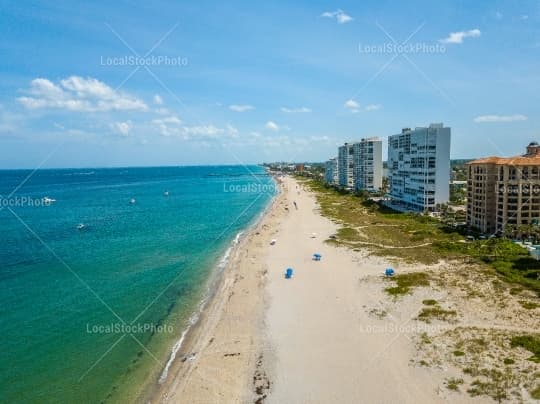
[[0, 165, 275, 403]]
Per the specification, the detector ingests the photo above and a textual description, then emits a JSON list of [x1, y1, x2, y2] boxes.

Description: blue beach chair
[[385, 268, 395, 277], [285, 268, 294, 279]]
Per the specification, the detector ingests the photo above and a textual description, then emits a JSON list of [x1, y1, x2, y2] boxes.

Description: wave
[[157, 230, 244, 385], [62, 171, 95, 176], [158, 303, 203, 384], [156, 176, 277, 387]]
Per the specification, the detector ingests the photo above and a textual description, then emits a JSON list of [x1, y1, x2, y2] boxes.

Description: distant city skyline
[[1, 0, 539, 168]]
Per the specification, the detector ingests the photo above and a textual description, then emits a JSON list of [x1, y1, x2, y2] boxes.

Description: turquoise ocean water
[[0, 165, 275, 403]]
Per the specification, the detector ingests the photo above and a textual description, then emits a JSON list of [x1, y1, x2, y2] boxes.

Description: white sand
[[263, 176, 469, 403], [153, 175, 493, 403]]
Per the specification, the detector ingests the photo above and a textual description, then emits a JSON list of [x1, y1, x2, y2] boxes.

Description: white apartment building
[[324, 157, 339, 185], [338, 143, 354, 188], [353, 138, 383, 191], [387, 123, 451, 212]]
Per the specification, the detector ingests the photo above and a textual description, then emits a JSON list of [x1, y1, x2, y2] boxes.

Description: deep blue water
[[0, 165, 275, 403]]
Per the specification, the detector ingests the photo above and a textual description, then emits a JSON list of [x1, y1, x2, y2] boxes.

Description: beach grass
[[519, 300, 540, 310], [301, 178, 540, 296], [384, 272, 430, 296], [532, 385, 540, 399], [510, 335, 540, 363], [417, 306, 457, 322], [445, 377, 464, 391]]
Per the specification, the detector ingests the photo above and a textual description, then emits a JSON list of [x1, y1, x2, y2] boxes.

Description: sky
[[0, 0, 539, 168]]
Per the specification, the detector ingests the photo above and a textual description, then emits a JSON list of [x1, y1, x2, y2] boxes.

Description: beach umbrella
[[385, 268, 395, 277], [285, 268, 294, 279], [313, 253, 322, 261]]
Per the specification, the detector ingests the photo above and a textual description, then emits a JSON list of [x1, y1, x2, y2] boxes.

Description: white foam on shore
[[158, 230, 244, 385], [157, 178, 279, 386]]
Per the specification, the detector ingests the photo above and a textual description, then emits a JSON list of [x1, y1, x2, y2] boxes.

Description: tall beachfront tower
[[353, 138, 383, 191], [324, 157, 339, 185], [338, 143, 354, 188], [387, 123, 451, 212], [466, 142, 540, 234]]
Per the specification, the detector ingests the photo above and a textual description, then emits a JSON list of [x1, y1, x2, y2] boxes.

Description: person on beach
[[293, 201, 298, 210]]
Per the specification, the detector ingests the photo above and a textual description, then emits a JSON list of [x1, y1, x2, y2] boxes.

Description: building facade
[[387, 123, 451, 212], [338, 143, 354, 188], [353, 138, 383, 191], [324, 157, 339, 185], [467, 142, 540, 234]]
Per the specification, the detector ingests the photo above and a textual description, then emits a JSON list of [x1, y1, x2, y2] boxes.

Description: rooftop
[[468, 142, 540, 166]]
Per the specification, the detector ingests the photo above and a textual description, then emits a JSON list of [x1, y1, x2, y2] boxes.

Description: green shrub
[[510, 335, 540, 362], [385, 272, 430, 296]]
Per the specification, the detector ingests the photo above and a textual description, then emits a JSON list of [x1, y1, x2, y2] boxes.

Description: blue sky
[[0, 0, 539, 168]]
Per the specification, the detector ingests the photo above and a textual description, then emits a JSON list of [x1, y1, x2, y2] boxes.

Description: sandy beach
[[151, 175, 538, 403]]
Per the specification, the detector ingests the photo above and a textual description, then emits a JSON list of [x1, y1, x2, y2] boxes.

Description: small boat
[[43, 196, 56, 204], [163, 191, 169, 197], [77, 223, 86, 230], [129, 198, 136, 204]]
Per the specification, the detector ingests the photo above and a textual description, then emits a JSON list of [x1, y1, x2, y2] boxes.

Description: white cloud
[[153, 94, 163, 105], [265, 121, 280, 131], [321, 9, 353, 24], [152, 116, 182, 125], [440, 28, 481, 44], [18, 76, 148, 112], [110, 121, 132, 136], [152, 115, 182, 137], [280, 106, 311, 113], [150, 117, 235, 140], [309, 135, 330, 142], [344, 99, 360, 113], [229, 104, 254, 112], [474, 114, 528, 123], [365, 104, 382, 111], [181, 125, 224, 138]]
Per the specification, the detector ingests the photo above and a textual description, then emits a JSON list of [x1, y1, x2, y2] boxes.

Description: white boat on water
[[43, 197, 56, 204], [164, 191, 169, 197], [77, 223, 86, 230], [129, 198, 136, 204]]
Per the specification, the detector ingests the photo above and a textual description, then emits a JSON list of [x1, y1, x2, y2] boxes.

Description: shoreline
[[157, 230, 245, 386], [144, 175, 284, 403], [147, 175, 540, 403]]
